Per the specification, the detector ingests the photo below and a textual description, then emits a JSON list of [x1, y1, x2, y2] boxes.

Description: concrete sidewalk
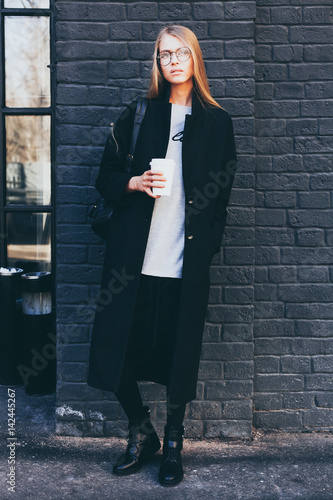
[[1, 387, 333, 499]]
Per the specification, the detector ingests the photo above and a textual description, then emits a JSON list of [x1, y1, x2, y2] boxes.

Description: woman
[[87, 25, 237, 486]]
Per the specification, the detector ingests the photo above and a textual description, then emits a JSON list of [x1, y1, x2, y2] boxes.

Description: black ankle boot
[[158, 424, 184, 486], [113, 405, 161, 476]]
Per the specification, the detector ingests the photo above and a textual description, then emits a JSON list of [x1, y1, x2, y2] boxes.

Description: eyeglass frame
[[156, 47, 192, 66]]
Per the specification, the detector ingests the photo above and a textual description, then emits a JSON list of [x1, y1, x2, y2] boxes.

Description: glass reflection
[[6, 115, 51, 205], [7, 212, 51, 273], [4, 0, 50, 7], [5, 16, 50, 108]]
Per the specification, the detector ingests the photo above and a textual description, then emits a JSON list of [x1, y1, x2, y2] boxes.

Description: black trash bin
[[21, 272, 56, 395], [0, 267, 24, 386]]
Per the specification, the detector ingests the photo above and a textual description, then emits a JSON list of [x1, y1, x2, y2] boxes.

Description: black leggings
[[115, 360, 186, 428]]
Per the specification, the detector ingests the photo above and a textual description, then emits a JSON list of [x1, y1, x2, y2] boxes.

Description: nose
[[170, 52, 179, 64]]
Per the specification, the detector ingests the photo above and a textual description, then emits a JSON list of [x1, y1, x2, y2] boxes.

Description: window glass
[[6, 115, 51, 205], [5, 16, 50, 107], [4, 0, 50, 9], [6, 212, 51, 273]]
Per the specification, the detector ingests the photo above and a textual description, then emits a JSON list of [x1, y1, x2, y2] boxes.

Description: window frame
[[0, 0, 55, 273]]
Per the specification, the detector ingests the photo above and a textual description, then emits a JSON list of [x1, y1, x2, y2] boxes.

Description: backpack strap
[[126, 97, 148, 171]]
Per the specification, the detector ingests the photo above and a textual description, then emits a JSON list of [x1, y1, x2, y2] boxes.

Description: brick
[[204, 420, 252, 438], [193, 2, 223, 20], [296, 229, 325, 247], [278, 284, 333, 302], [255, 356, 279, 373], [255, 284, 277, 301], [198, 40, 223, 59], [57, 284, 89, 304], [269, 267, 297, 283], [255, 7, 270, 24], [205, 380, 253, 400], [304, 45, 333, 63], [270, 7, 301, 24], [280, 356, 311, 373], [288, 209, 333, 228], [127, 2, 157, 20], [224, 286, 254, 304], [197, 361, 222, 380], [310, 174, 333, 190], [254, 338, 293, 355], [273, 45, 303, 62], [255, 247, 280, 265], [313, 356, 333, 373], [253, 411, 302, 429], [222, 400, 253, 419], [301, 100, 333, 117], [303, 7, 333, 24], [255, 374, 304, 392], [295, 137, 333, 154], [305, 375, 333, 391], [298, 192, 330, 209], [159, 3, 191, 20], [222, 324, 253, 342], [303, 409, 333, 427], [86, 3, 125, 21], [255, 26, 288, 43], [128, 42, 155, 60], [187, 401, 222, 419], [224, 2, 256, 20], [282, 393, 313, 409], [315, 393, 333, 408], [275, 83, 304, 98], [210, 21, 254, 39], [57, 61, 107, 84], [224, 361, 254, 379], [289, 27, 333, 44], [57, 244, 87, 263], [206, 60, 254, 78], [110, 22, 141, 40], [224, 40, 254, 59], [56, 84, 87, 105], [201, 342, 253, 362], [273, 155, 303, 172], [255, 209, 286, 226], [255, 100, 300, 117], [56, 22, 108, 41], [305, 82, 333, 99], [298, 267, 329, 283], [255, 83, 274, 99], [254, 319, 294, 337], [108, 61, 139, 79], [256, 63, 287, 81], [224, 247, 254, 265], [286, 303, 333, 319], [254, 394, 281, 411], [255, 45, 271, 62], [254, 301, 284, 318], [290, 64, 333, 82], [319, 119, 333, 135]]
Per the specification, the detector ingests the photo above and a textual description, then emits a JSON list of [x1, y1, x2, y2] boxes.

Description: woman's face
[[158, 34, 194, 87]]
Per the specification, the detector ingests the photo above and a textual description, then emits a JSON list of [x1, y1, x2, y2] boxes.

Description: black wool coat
[[87, 86, 237, 405]]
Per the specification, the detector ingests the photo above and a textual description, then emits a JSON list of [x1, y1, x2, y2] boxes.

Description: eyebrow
[[159, 47, 185, 53]]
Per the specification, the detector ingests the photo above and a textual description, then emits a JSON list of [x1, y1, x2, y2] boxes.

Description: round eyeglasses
[[157, 47, 191, 66]]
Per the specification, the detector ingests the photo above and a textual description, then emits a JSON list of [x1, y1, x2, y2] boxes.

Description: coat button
[[187, 196, 194, 204], [187, 232, 194, 240]]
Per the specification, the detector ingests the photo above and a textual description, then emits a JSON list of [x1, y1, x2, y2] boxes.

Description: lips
[[171, 69, 183, 74]]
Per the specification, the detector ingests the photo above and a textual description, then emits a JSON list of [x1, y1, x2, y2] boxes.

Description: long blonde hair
[[147, 25, 221, 109]]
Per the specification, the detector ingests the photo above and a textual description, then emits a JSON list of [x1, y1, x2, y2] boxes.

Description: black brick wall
[[254, 0, 333, 431], [54, 0, 333, 438]]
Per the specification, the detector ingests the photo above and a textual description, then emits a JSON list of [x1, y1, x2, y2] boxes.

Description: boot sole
[[158, 472, 184, 486]]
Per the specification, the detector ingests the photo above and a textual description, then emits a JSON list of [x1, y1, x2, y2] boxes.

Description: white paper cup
[[149, 158, 175, 196]]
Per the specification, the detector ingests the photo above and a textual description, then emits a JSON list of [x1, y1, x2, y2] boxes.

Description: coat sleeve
[[95, 103, 136, 206], [210, 114, 238, 254]]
